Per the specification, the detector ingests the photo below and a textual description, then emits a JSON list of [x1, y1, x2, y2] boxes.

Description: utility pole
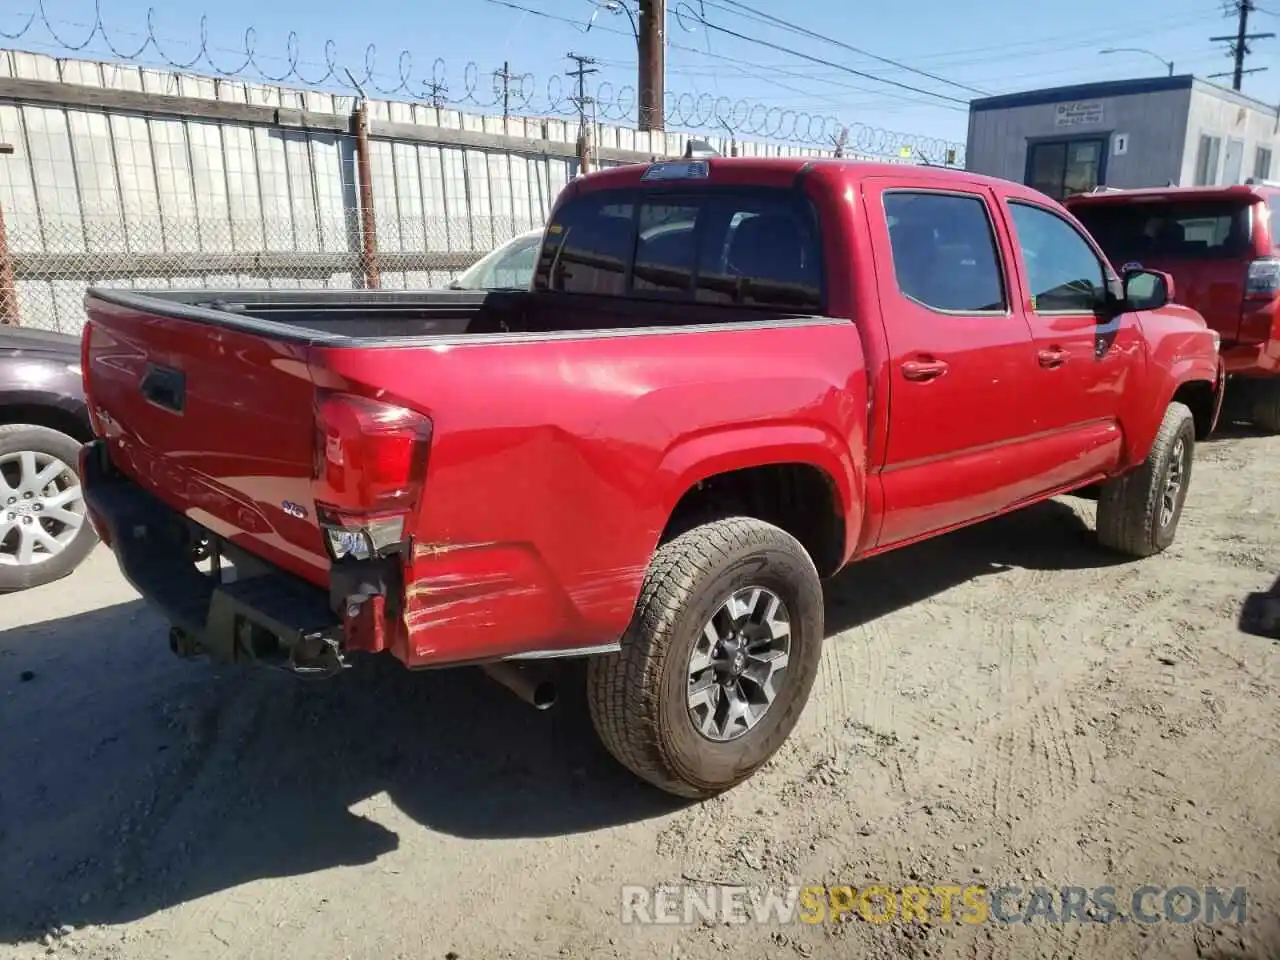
[[566, 52, 597, 116], [567, 52, 598, 175], [494, 60, 516, 119], [637, 0, 665, 132], [1211, 0, 1274, 90], [424, 78, 449, 109], [830, 126, 849, 159]]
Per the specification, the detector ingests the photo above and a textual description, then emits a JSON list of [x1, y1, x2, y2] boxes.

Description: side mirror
[[1123, 268, 1174, 311]]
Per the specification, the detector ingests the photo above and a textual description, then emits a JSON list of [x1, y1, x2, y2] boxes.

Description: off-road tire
[[586, 517, 824, 799], [1096, 402, 1195, 558], [1250, 380, 1280, 433], [0, 424, 97, 592]]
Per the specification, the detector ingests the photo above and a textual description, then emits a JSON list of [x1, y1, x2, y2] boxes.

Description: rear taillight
[[1246, 257, 1280, 300], [312, 391, 432, 562]]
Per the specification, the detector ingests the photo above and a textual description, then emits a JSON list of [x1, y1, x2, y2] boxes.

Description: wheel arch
[[656, 424, 862, 578], [0, 393, 93, 445]]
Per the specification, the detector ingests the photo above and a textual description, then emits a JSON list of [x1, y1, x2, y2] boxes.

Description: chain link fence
[[0, 214, 538, 335]]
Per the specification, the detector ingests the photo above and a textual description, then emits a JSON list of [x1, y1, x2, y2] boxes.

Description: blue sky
[[4, 0, 1279, 147]]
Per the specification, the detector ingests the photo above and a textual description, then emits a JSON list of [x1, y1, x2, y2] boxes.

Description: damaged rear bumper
[[80, 439, 353, 675]]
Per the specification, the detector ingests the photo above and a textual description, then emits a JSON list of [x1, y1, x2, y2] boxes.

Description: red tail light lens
[[313, 390, 433, 516]]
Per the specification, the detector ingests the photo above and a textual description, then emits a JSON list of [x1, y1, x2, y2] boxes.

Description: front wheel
[[1096, 402, 1195, 558], [586, 517, 825, 799]]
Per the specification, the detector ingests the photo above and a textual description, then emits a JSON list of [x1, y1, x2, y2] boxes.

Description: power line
[[483, 0, 965, 111], [674, 7, 971, 105], [884, 11, 1221, 67], [699, 0, 990, 96], [491, 0, 1216, 110]]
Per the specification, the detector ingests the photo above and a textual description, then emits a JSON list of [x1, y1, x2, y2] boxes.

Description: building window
[[1025, 138, 1104, 201], [1255, 146, 1273, 182], [1195, 135, 1222, 186]]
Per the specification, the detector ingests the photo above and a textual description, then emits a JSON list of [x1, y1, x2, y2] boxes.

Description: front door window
[[1026, 139, 1105, 201]]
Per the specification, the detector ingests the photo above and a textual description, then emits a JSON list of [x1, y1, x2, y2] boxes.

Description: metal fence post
[[0, 142, 18, 326], [351, 98, 381, 290]]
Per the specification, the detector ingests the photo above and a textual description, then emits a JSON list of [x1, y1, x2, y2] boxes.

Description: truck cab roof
[[574, 156, 1053, 205]]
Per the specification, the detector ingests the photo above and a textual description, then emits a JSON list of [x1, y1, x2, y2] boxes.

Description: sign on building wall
[[1054, 101, 1105, 129]]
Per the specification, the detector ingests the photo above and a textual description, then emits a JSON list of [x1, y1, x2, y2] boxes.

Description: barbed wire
[[0, 0, 965, 157]]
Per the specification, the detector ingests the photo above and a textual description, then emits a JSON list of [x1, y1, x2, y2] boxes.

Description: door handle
[[901, 358, 949, 382], [1038, 347, 1067, 368], [140, 363, 186, 413]]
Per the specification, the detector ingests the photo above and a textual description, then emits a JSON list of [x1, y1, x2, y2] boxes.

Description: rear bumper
[[80, 440, 348, 674]]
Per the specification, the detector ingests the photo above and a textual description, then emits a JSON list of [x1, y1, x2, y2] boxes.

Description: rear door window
[[1071, 200, 1254, 264], [882, 191, 1008, 314], [534, 188, 824, 312]]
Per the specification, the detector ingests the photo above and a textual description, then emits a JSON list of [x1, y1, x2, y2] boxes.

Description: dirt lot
[[1, 427, 1278, 960]]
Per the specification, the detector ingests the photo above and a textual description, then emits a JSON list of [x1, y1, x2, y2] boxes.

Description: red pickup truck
[[1065, 185, 1276, 430], [79, 158, 1220, 799]]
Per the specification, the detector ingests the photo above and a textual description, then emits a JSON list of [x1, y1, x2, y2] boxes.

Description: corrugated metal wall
[[0, 50, 847, 334]]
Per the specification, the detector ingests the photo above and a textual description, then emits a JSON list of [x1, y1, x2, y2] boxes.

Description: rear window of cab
[[532, 187, 825, 312]]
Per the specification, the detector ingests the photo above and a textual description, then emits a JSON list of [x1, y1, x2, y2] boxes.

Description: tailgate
[[83, 294, 328, 584]]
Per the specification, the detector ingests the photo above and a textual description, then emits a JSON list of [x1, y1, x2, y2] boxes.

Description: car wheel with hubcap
[[0, 424, 97, 592], [587, 517, 824, 799]]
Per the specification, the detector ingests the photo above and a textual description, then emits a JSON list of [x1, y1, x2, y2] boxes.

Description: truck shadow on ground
[[0, 498, 1128, 941], [1207, 417, 1274, 442], [1239, 574, 1280, 641], [822, 497, 1127, 633]]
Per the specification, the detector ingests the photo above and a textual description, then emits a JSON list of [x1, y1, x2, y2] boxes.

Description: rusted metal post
[[576, 121, 593, 177], [351, 99, 380, 290], [0, 142, 17, 326]]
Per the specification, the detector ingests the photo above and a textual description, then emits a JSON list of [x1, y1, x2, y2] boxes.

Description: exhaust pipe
[[480, 661, 557, 710]]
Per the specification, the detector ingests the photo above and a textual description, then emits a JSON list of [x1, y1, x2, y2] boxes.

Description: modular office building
[[965, 75, 1280, 200]]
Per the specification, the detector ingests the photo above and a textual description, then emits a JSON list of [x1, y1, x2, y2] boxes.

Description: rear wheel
[[586, 517, 824, 799], [1095, 402, 1195, 558], [0, 424, 96, 592]]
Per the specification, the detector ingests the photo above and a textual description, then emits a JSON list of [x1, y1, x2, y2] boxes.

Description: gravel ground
[[1, 426, 1278, 960]]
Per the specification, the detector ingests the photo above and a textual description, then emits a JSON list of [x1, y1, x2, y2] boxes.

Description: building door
[[1223, 137, 1245, 185], [1025, 138, 1106, 200]]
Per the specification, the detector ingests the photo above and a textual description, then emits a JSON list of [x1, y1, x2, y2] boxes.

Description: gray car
[[0, 326, 96, 591], [448, 228, 544, 291]]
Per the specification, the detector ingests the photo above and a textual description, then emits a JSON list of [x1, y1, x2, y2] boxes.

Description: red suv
[[1066, 184, 1280, 431]]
